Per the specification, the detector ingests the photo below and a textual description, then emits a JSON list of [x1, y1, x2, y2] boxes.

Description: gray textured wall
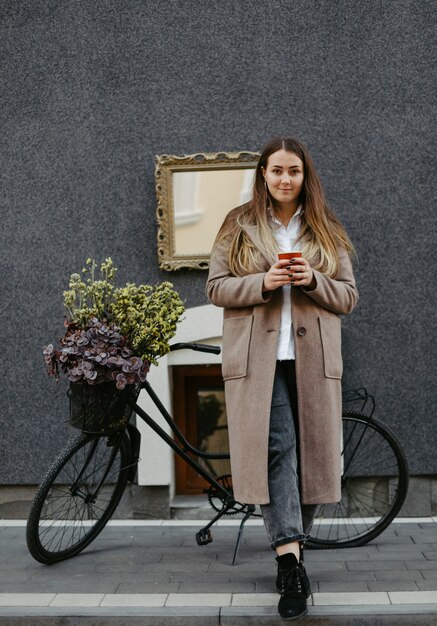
[[1, 0, 435, 483]]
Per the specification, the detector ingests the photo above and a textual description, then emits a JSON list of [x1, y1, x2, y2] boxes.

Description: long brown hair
[[215, 137, 355, 277]]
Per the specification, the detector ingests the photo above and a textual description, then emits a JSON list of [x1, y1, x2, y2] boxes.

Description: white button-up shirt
[[269, 205, 303, 361]]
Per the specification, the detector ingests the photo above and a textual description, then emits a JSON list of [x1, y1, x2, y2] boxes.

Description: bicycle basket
[[68, 382, 139, 434]]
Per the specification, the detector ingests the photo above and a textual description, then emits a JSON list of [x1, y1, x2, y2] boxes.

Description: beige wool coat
[[206, 210, 359, 505]]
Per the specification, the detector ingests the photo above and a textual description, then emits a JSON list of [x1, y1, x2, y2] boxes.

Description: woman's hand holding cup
[[263, 252, 315, 291], [263, 257, 297, 291]]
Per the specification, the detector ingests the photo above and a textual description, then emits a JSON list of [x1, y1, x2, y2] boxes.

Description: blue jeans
[[261, 360, 317, 549]]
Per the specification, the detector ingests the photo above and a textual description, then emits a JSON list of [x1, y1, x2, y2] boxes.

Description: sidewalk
[[1, 518, 437, 624]]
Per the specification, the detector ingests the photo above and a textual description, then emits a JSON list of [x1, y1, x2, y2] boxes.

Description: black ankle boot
[[275, 547, 304, 590], [276, 553, 311, 621]]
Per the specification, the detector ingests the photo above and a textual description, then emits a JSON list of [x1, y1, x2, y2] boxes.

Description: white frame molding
[[136, 304, 223, 498]]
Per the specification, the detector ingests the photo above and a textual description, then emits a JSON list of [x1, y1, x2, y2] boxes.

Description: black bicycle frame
[[126, 380, 234, 502]]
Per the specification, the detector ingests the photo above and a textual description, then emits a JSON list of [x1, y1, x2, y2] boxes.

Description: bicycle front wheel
[[307, 411, 409, 549], [26, 431, 131, 564]]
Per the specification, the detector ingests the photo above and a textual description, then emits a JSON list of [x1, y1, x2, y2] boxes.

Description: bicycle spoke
[[28, 433, 129, 561], [307, 412, 408, 548], [348, 489, 388, 517]]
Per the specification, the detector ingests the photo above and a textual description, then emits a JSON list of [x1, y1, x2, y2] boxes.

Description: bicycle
[[26, 343, 409, 565]]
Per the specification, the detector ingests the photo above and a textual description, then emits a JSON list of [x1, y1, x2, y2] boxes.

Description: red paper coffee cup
[[278, 251, 302, 260]]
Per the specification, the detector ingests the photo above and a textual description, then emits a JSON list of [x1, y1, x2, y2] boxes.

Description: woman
[[206, 137, 358, 620]]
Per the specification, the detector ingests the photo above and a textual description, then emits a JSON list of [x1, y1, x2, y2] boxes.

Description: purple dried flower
[[130, 356, 143, 371], [115, 373, 127, 390], [44, 317, 149, 388]]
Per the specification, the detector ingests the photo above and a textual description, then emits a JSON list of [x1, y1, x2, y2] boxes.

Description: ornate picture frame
[[155, 151, 260, 270]]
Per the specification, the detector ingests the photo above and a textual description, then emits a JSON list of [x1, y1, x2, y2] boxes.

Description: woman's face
[[262, 149, 304, 210]]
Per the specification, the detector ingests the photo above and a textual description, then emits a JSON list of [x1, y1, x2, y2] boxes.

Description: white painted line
[[217, 519, 264, 526], [0, 594, 55, 607], [100, 594, 167, 607], [389, 591, 437, 604], [160, 520, 204, 527], [166, 593, 232, 607], [311, 517, 437, 526], [2, 516, 436, 528], [109, 520, 163, 527], [231, 593, 278, 606], [1, 592, 437, 608], [389, 517, 437, 524], [49, 594, 105, 607], [313, 592, 390, 606]]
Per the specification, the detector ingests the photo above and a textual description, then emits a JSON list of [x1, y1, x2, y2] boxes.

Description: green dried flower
[[51, 258, 185, 384]]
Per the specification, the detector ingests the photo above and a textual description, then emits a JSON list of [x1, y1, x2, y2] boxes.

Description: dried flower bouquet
[[44, 258, 185, 390]]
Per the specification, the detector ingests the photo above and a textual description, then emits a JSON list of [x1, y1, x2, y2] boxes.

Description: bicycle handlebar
[[170, 342, 221, 355]]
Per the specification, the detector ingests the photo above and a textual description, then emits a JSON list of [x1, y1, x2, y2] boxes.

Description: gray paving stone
[[254, 580, 279, 593], [27, 571, 111, 584], [125, 537, 187, 548], [405, 560, 437, 570], [346, 560, 407, 571], [376, 543, 425, 552], [417, 580, 437, 590], [227, 572, 273, 584], [95, 561, 209, 574], [171, 571, 232, 584], [207, 561, 272, 573], [178, 582, 255, 593], [0, 559, 48, 571], [374, 570, 423, 580], [302, 561, 347, 572], [0, 533, 24, 542], [367, 581, 420, 592], [31, 567, 113, 582], [318, 581, 368, 592], [98, 572, 172, 585], [394, 523, 425, 534], [305, 548, 378, 560], [420, 571, 437, 580], [0, 572, 33, 584], [0, 582, 119, 594], [116, 582, 181, 593], [311, 571, 376, 582], [113, 571, 173, 583], [411, 534, 437, 543], [11, 559, 96, 573], [349, 550, 420, 560], [1, 522, 437, 618], [373, 535, 415, 544], [92, 552, 164, 564], [92, 563, 169, 575]]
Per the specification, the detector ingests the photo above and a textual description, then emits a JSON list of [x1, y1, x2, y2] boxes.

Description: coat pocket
[[221, 316, 253, 380], [318, 316, 343, 379]]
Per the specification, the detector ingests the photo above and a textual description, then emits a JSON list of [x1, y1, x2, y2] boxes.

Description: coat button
[[297, 327, 307, 336]]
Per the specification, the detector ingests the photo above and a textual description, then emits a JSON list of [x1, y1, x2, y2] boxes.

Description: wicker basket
[[68, 382, 138, 434]]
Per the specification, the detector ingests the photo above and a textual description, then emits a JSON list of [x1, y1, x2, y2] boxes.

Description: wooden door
[[173, 364, 231, 494]]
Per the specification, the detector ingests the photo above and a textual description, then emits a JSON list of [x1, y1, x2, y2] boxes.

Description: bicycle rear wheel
[[26, 431, 131, 564], [306, 411, 409, 549]]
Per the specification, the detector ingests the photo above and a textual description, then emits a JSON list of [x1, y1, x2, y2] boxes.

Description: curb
[[0, 604, 437, 625]]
